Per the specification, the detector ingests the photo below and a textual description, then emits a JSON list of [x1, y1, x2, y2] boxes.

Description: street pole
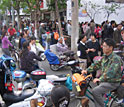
[[71, 0, 79, 52]]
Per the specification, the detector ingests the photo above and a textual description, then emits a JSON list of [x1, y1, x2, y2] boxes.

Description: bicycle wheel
[[108, 96, 124, 107]]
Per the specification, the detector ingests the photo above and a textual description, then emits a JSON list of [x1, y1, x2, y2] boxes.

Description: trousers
[[92, 82, 120, 107]]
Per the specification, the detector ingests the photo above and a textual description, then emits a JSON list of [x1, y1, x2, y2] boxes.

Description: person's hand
[[81, 70, 87, 75], [93, 78, 100, 84], [90, 49, 96, 52], [86, 49, 90, 53]]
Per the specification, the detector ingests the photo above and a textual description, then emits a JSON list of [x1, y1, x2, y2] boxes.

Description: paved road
[[0, 48, 95, 107]]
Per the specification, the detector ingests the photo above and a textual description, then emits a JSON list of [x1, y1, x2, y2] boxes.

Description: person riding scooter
[[20, 41, 42, 73]]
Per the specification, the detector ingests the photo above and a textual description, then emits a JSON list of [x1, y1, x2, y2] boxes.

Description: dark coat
[[78, 42, 88, 59], [20, 51, 42, 73], [87, 40, 100, 62]]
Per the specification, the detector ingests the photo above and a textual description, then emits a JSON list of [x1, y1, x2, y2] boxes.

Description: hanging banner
[[106, 0, 124, 3]]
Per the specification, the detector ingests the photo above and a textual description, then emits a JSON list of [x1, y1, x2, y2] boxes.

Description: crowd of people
[[0, 18, 124, 107]]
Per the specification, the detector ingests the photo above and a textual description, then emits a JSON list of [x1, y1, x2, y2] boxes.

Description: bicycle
[[10, 46, 20, 69], [71, 73, 124, 107]]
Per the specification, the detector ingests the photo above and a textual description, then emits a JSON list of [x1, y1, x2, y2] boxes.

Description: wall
[[79, 0, 124, 24]]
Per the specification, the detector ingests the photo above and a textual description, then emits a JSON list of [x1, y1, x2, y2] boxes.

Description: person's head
[[90, 33, 96, 41], [77, 34, 87, 44], [102, 38, 116, 56], [117, 24, 122, 31], [51, 85, 70, 107], [22, 41, 31, 51], [30, 36, 36, 44], [9, 24, 13, 29], [111, 20, 116, 27], [58, 37, 63, 44], [20, 32, 24, 38]]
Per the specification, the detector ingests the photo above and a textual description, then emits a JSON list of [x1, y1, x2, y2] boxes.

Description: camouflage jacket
[[87, 52, 123, 83]]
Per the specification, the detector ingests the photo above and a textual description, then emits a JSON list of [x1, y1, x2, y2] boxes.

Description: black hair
[[111, 20, 115, 25], [20, 41, 30, 58], [103, 38, 116, 49], [77, 34, 86, 44], [90, 33, 96, 38], [20, 32, 24, 37], [30, 36, 36, 41], [51, 85, 70, 107]]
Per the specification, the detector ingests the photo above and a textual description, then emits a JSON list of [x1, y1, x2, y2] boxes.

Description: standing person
[[87, 33, 100, 63], [39, 23, 46, 45], [82, 38, 123, 107], [20, 41, 42, 73], [87, 33, 101, 78], [102, 20, 109, 40], [90, 19, 95, 33], [77, 34, 90, 69], [18, 32, 28, 49], [67, 21, 72, 36], [113, 24, 123, 45], [107, 20, 116, 38], [94, 24, 102, 42], [8, 24, 16, 41], [29, 36, 37, 54], [2, 31, 13, 56]]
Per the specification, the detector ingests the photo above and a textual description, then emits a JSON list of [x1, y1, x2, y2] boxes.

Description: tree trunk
[[55, 0, 63, 37], [35, 10, 38, 38], [17, 9, 20, 31], [71, 0, 79, 52]]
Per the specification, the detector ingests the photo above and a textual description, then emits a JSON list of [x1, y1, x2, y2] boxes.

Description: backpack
[[54, 32, 59, 40]]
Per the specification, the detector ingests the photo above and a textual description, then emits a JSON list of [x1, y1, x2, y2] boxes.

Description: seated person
[[20, 41, 42, 73], [51, 85, 70, 107], [56, 37, 69, 54]]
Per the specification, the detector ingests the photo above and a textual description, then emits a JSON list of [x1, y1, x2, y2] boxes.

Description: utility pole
[[55, 0, 63, 37], [71, 0, 79, 52]]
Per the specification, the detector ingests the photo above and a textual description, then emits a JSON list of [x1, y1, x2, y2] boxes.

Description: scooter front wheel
[[38, 52, 46, 61], [50, 64, 59, 71]]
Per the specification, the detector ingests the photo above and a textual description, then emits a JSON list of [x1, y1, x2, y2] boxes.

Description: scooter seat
[[46, 74, 67, 82], [3, 89, 35, 105]]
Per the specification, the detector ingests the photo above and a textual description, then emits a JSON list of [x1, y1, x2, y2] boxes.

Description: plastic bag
[[65, 75, 72, 91]]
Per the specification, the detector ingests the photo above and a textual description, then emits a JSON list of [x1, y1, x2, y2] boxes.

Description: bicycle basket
[[72, 73, 91, 86], [72, 73, 92, 96]]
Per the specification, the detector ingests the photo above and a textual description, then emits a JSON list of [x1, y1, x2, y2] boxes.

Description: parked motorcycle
[[44, 49, 75, 71], [0, 55, 47, 106]]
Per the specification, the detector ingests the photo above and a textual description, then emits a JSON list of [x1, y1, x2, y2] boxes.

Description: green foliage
[[0, 0, 11, 14], [47, 0, 67, 11]]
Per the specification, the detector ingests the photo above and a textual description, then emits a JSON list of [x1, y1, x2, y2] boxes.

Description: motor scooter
[[0, 55, 47, 106], [44, 49, 75, 71]]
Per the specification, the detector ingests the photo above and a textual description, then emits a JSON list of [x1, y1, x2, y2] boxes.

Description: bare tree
[[102, 3, 123, 20], [81, 1, 102, 20]]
